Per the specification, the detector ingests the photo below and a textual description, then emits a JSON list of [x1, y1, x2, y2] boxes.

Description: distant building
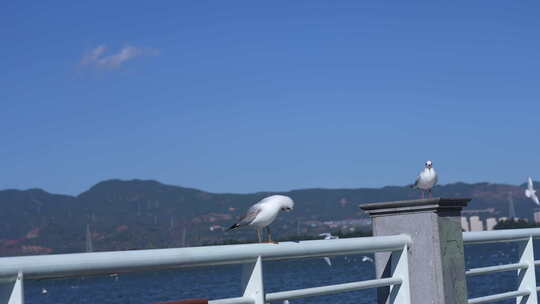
[[322, 219, 370, 229], [485, 217, 497, 231], [534, 211, 540, 224], [499, 217, 508, 222], [461, 217, 469, 231], [469, 216, 484, 231]]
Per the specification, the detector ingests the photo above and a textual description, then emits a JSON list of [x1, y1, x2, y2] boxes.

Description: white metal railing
[[0, 234, 412, 304], [463, 228, 540, 304], [8, 226, 540, 304]]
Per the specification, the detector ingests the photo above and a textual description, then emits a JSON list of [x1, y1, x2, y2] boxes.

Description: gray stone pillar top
[[362, 197, 472, 304], [360, 197, 471, 217]]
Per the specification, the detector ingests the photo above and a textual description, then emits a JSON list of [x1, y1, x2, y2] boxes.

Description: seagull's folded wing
[[412, 176, 420, 188], [238, 204, 262, 226]]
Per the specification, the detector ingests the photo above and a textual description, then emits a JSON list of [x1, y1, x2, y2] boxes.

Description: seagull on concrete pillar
[[410, 160, 438, 198]]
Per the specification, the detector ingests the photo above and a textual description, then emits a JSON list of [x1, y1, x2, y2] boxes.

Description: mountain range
[[0, 179, 538, 256]]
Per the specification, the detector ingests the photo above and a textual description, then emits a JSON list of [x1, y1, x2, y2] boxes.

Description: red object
[[153, 299, 208, 304]]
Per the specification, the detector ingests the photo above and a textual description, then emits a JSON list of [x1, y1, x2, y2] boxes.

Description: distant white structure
[[485, 217, 497, 231], [85, 224, 93, 253], [469, 216, 484, 231], [181, 226, 187, 247], [508, 193, 517, 220], [461, 217, 469, 231]]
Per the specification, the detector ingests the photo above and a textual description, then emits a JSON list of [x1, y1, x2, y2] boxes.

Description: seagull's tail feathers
[[227, 223, 241, 231], [526, 189, 533, 198]]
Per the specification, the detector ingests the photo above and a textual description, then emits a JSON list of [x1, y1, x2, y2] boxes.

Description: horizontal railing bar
[[209, 278, 402, 303], [463, 228, 540, 244], [209, 296, 253, 304], [535, 260, 540, 266], [0, 235, 410, 280], [468, 290, 530, 304], [465, 262, 528, 276], [265, 277, 402, 302]]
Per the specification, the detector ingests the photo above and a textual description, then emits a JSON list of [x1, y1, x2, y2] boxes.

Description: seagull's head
[[279, 196, 295, 212], [425, 160, 433, 169]]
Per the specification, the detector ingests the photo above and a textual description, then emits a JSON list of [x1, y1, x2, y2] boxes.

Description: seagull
[[410, 160, 438, 198], [227, 195, 294, 243], [319, 232, 339, 266], [361, 256, 374, 263], [525, 177, 540, 205]]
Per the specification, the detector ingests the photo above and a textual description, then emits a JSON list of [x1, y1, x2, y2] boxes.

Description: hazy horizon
[[1, 177, 533, 197]]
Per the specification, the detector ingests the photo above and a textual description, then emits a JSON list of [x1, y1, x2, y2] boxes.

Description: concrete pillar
[[361, 197, 471, 304]]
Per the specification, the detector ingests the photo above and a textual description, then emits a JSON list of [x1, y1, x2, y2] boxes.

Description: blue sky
[[2, 1, 540, 195]]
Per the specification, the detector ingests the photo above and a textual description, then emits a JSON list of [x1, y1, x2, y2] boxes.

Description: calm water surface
[[23, 242, 540, 304]]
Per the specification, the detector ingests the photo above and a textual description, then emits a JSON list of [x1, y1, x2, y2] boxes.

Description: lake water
[[23, 242, 537, 304]]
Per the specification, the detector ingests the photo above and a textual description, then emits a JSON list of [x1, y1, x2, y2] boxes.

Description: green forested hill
[[0, 179, 536, 256]]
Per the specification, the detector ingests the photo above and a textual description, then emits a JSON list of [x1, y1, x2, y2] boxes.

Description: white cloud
[[81, 45, 158, 68]]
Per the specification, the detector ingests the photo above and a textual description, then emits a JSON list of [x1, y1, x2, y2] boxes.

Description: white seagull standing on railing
[[319, 232, 339, 266], [227, 195, 294, 243], [411, 160, 438, 198], [525, 177, 540, 205]]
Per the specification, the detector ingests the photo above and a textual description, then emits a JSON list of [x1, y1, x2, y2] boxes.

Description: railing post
[[361, 198, 471, 304], [389, 245, 410, 304], [517, 236, 537, 304], [241, 256, 264, 304], [0, 272, 23, 304]]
